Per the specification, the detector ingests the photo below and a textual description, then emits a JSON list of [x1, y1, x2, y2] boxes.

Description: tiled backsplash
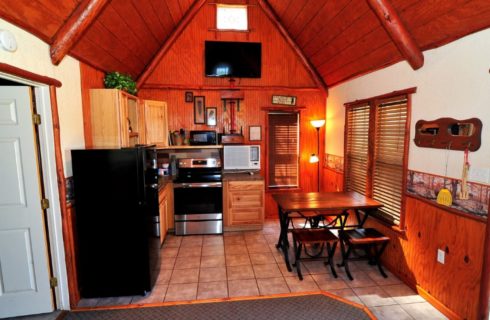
[[406, 170, 489, 218], [325, 154, 344, 172]]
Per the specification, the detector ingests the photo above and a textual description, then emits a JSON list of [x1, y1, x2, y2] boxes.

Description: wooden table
[[272, 191, 383, 271]]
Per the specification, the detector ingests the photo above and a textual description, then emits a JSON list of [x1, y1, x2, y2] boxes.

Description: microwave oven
[[223, 145, 260, 170], [190, 130, 217, 145]]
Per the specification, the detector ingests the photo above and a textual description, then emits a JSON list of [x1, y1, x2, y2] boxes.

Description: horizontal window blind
[[268, 112, 299, 188], [345, 104, 370, 195], [372, 96, 408, 224]]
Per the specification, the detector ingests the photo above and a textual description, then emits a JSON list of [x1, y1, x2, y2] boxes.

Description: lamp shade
[[309, 154, 319, 163], [310, 119, 326, 128]]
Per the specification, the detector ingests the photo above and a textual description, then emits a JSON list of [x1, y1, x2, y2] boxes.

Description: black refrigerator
[[71, 146, 160, 298]]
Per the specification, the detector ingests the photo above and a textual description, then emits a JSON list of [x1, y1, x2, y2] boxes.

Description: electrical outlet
[[437, 249, 445, 264], [469, 167, 490, 184]]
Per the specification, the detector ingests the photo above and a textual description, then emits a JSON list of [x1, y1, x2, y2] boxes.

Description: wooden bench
[[338, 228, 390, 280], [292, 228, 339, 280]]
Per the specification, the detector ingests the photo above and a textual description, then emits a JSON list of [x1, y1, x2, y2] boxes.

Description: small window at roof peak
[[217, 4, 248, 31]]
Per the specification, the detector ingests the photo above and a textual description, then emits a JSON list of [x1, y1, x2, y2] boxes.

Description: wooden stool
[[277, 211, 319, 249], [338, 228, 389, 280], [292, 228, 339, 280]]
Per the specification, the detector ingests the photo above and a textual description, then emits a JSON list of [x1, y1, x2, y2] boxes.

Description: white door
[[0, 86, 53, 317]]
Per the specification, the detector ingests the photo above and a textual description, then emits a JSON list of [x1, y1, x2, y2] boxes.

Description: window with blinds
[[268, 112, 299, 188], [373, 96, 408, 224], [344, 92, 411, 226], [345, 104, 370, 195]]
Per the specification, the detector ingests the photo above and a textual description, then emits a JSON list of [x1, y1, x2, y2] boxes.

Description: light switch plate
[[437, 249, 445, 264]]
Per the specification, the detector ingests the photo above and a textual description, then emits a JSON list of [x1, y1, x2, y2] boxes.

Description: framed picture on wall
[[249, 125, 262, 141], [185, 91, 193, 103], [206, 107, 217, 126], [194, 96, 205, 124]]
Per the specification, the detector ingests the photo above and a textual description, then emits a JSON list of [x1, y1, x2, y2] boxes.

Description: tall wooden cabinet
[[144, 100, 168, 146], [89, 89, 145, 147], [224, 180, 264, 230]]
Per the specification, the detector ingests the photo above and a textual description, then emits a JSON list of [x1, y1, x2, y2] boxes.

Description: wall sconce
[[309, 154, 319, 163], [310, 119, 325, 191]]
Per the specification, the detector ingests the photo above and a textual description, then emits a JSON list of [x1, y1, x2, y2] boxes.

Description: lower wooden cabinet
[[224, 180, 264, 230], [158, 182, 174, 245]]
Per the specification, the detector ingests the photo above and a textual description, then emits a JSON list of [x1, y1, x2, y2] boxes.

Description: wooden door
[[0, 87, 53, 317]]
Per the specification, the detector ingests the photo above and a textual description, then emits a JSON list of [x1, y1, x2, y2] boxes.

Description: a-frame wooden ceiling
[[1, 0, 490, 88]]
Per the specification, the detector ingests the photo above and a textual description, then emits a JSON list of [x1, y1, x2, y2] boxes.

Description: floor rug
[[61, 293, 375, 320]]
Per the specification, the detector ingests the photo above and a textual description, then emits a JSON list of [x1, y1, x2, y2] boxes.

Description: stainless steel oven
[[173, 158, 222, 235]]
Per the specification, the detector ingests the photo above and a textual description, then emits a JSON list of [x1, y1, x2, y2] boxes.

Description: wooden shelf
[[156, 145, 223, 150]]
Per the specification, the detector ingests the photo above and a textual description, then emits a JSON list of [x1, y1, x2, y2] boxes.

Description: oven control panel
[[178, 158, 221, 169]]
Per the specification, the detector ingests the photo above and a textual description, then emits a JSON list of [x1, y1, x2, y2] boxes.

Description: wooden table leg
[[275, 205, 292, 272]]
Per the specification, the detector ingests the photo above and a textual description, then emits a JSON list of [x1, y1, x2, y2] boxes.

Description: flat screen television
[[205, 41, 261, 78]]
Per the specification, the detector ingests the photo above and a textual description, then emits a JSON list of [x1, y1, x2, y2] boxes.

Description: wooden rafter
[[136, 0, 207, 88], [50, 0, 109, 65], [257, 0, 328, 94], [366, 0, 424, 70]]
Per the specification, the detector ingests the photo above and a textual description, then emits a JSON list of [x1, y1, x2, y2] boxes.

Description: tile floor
[[77, 219, 448, 320]]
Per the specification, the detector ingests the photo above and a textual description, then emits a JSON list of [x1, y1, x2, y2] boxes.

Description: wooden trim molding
[[0, 63, 62, 87], [417, 286, 463, 320], [260, 106, 306, 112], [136, 0, 207, 87], [366, 0, 424, 70], [256, 0, 328, 94], [344, 87, 417, 107], [399, 93, 412, 229], [49, 87, 80, 307], [141, 83, 321, 92], [50, 0, 110, 65]]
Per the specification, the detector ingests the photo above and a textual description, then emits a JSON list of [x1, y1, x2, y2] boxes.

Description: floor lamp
[[309, 119, 325, 192]]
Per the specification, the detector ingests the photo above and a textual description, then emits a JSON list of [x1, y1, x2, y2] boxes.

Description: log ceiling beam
[[137, 0, 207, 88], [257, 0, 328, 94], [366, 0, 424, 70], [50, 0, 109, 65]]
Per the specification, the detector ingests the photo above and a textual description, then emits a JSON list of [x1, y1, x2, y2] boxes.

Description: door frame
[[0, 70, 70, 310]]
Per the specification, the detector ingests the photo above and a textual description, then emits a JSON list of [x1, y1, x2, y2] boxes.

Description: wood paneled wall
[[138, 0, 326, 217], [142, 1, 318, 88], [321, 167, 486, 319]]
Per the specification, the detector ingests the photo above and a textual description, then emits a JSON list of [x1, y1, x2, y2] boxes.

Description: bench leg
[[338, 239, 354, 281], [373, 242, 389, 278], [295, 242, 304, 281], [325, 242, 338, 278]]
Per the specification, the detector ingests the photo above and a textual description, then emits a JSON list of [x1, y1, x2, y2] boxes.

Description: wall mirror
[[414, 117, 482, 151]]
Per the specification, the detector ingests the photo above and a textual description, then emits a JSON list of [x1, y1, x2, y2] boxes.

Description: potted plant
[[104, 72, 137, 95]]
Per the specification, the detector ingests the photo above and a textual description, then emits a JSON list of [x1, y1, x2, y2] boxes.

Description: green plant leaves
[[104, 72, 137, 95]]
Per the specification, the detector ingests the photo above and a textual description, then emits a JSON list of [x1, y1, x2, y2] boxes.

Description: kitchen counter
[[222, 171, 264, 181]]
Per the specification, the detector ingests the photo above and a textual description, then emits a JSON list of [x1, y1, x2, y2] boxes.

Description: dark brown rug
[[61, 293, 375, 320]]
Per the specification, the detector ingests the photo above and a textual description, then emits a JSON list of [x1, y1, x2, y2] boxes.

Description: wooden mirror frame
[[414, 117, 482, 151]]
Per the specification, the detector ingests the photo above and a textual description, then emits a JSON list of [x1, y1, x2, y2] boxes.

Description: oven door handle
[[173, 182, 223, 188]]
